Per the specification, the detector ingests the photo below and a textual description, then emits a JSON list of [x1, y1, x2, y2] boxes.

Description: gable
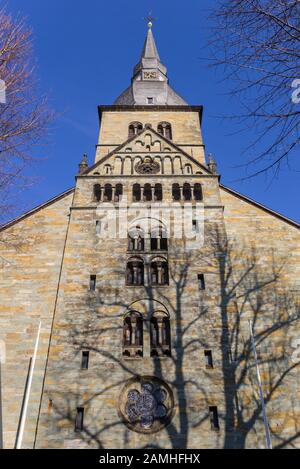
[[220, 185, 299, 230], [85, 127, 211, 177], [220, 185, 300, 293], [0, 188, 74, 232]]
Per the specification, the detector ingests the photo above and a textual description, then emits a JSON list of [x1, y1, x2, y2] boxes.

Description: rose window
[[119, 377, 174, 433], [135, 157, 160, 175]]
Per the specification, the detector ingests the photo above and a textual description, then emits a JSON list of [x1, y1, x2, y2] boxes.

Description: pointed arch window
[[150, 312, 171, 357], [128, 122, 143, 138], [126, 257, 144, 286], [150, 257, 169, 286], [157, 122, 172, 140], [123, 311, 143, 358], [93, 184, 101, 202]]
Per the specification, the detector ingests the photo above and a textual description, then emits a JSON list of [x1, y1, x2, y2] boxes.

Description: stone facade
[[0, 190, 74, 448], [95, 107, 205, 164], [0, 25, 299, 450]]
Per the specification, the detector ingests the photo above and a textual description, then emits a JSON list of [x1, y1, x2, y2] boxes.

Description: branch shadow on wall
[[41, 226, 300, 449]]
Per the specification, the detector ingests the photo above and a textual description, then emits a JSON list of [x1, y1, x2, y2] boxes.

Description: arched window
[[123, 311, 143, 358], [154, 183, 163, 201], [194, 183, 203, 201], [184, 164, 192, 175], [126, 257, 144, 286], [183, 183, 192, 201], [157, 122, 172, 140], [128, 122, 143, 138], [103, 184, 112, 202], [143, 183, 152, 202], [128, 125, 135, 138], [128, 226, 144, 252], [93, 184, 101, 202], [165, 124, 172, 140], [132, 183, 141, 202], [172, 183, 180, 201], [115, 184, 123, 202], [150, 258, 169, 286], [104, 164, 112, 175], [150, 227, 168, 251], [150, 312, 171, 357]]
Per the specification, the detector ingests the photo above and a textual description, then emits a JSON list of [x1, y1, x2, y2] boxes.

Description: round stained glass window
[[118, 376, 174, 434]]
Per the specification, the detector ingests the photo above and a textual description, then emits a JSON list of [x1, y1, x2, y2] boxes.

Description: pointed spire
[[114, 20, 187, 106], [133, 21, 166, 78], [140, 23, 160, 60]]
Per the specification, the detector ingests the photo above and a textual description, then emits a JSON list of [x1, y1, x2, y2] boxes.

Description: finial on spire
[[144, 12, 156, 29]]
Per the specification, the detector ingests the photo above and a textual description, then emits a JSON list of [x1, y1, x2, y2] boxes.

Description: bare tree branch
[[0, 6, 52, 220], [209, 0, 300, 177]]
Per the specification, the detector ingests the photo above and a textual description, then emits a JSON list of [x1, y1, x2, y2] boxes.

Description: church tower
[[0, 21, 299, 450], [34, 21, 227, 449]]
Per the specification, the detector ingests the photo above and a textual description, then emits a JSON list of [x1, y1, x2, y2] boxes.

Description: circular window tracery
[[119, 376, 174, 433], [135, 157, 160, 175]]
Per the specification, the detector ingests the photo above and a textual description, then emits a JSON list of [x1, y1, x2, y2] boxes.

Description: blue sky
[[6, 0, 300, 222]]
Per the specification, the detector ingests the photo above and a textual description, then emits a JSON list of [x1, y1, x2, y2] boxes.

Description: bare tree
[[0, 6, 51, 219], [209, 0, 300, 178]]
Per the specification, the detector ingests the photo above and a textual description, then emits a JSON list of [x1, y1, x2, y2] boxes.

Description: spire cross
[[144, 12, 156, 28]]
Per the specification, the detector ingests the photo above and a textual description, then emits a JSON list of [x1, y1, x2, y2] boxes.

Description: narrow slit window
[[204, 350, 213, 369], [81, 351, 89, 370], [48, 399, 53, 415], [96, 221, 101, 235], [192, 219, 199, 233], [209, 406, 220, 430], [198, 274, 205, 291], [89, 275, 96, 291], [75, 407, 84, 432]]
